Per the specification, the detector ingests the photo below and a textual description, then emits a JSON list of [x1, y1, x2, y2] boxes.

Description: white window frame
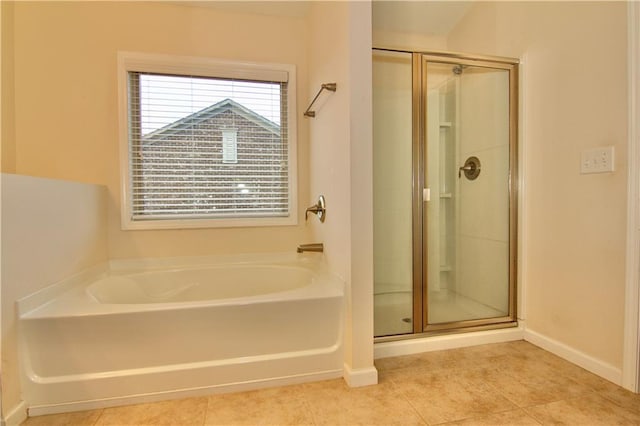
[[117, 51, 298, 230]]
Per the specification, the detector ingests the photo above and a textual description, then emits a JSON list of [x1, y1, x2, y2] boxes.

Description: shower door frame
[[420, 52, 519, 333], [375, 48, 520, 339]]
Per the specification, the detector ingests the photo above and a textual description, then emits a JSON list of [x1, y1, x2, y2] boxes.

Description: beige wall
[[10, 1, 310, 260], [308, 2, 351, 278], [373, 29, 447, 52], [449, 1, 628, 368], [1, 1, 16, 173], [1, 174, 108, 419]]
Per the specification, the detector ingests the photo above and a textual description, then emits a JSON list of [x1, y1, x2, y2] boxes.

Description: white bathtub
[[18, 253, 344, 415]]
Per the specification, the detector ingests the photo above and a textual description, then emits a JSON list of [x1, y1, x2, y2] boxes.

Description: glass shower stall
[[373, 49, 519, 338]]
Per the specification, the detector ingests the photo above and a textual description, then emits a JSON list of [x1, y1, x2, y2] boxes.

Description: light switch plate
[[581, 146, 615, 174]]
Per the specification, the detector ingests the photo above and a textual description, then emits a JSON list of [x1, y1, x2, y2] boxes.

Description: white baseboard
[[2, 400, 27, 426], [524, 328, 622, 385], [342, 363, 378, 387], [374, 325, 524, 359]]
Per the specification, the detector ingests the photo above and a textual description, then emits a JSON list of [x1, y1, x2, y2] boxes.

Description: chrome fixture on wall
[[305, 195, 326, 222], [452, 64, 467, 75], [304, 83, 337, 118], [458, 156, 481, 180], [297, 243, 324, 253]]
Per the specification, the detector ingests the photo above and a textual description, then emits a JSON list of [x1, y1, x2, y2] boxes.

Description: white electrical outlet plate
[[581, 146, 615, 174]]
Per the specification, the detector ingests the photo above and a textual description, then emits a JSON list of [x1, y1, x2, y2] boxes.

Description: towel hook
[[304, 83, 337, 118]]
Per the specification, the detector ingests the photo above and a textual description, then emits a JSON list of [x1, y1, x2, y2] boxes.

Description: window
[[118, 52, 297, 229]]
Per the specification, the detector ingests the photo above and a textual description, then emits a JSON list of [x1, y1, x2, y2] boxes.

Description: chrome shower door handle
[[458, 156, 481, 180]]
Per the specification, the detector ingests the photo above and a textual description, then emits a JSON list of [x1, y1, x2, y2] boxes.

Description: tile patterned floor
[[22, 341, 640, 425]]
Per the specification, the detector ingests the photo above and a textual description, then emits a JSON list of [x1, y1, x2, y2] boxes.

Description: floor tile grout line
[[520, 392, 607, 423], [518, 407, 544, 426], [425, 406, 536, 426], [477, 370, 529, 410], [202, 394, 211, 426], [298, 383, 320, 426], [305, 389, 321, 426], [589, 389, 640, 417], [480, 358, 603, 411], [91, 408, 105, 426], [594, 388, 640, 414], [385, 361, 536, 425], [385, 374, 430, 425], [399, 389, 430, 425], [522, 401, 572, 426]]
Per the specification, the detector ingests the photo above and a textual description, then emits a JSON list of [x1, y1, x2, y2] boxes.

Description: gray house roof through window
[[142, 98, 280, 141]]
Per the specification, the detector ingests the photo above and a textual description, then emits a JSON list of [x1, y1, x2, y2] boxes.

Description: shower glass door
[[424, 57, 516, 330], [373, 49, 517, 338]]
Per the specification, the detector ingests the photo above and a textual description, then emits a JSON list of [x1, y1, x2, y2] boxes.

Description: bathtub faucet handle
[[305, 195, 326, 223], [297, 243, 324, 253]]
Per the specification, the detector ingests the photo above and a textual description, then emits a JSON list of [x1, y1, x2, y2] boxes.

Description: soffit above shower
[[372, 1, 472, 36]]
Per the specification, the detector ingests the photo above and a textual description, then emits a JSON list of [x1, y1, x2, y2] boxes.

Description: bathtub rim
[[18, 252, 341, 320]]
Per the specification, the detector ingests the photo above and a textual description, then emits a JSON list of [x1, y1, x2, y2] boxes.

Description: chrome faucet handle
[[458, 156, 481, 180], [305, 195, 326, 222]]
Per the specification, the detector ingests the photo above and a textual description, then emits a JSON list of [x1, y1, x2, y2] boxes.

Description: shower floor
[[428, 289, 506, 324], [374, 291, 413, 337], [374, 289, 506, 337]]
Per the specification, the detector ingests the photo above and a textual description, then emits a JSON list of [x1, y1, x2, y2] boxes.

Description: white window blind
[[127, 71, 290, 221]]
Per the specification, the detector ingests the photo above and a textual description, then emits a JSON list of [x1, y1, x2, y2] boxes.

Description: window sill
[[120, 215, 298, 231]]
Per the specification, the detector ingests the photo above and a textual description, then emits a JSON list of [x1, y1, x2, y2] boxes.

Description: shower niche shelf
[[427, 82, 458, 295]]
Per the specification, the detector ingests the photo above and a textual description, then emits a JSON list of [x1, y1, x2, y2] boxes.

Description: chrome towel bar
[[304, 83, 337, 118]]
